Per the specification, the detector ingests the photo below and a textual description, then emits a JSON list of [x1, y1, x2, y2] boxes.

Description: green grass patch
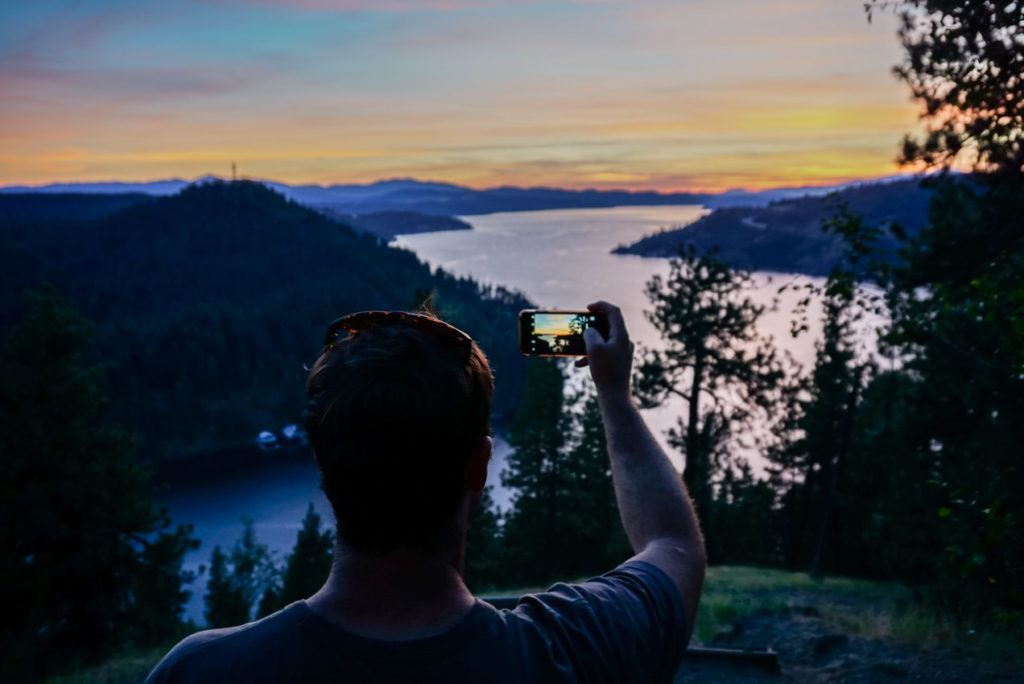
[[695, 565, 1023, 665]]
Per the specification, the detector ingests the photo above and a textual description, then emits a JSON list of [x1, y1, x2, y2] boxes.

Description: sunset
[[4, 1, 1021, 681], [1, 0, 918, 191], [533, 313, 574, 337]]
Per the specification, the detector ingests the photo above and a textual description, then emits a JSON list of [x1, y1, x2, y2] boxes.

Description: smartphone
[[518, 310, 609, 356]]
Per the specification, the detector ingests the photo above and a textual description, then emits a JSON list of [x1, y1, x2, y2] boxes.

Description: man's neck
[[306, 545, 476, 642]]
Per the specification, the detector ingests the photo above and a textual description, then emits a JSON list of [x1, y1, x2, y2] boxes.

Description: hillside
[[614, 179, 935, 275], [0, 192, 152, 223], [0, 181, 531, 460]]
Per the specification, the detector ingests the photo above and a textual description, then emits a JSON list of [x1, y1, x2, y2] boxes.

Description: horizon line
[[0, 170, 924, 197]]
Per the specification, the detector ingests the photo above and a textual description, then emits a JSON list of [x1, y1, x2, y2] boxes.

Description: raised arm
[[577, 301, 706, 629]]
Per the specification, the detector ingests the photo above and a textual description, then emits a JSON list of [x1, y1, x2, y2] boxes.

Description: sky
[[533, 313, 581, 337], [0, 0, 922, 192]]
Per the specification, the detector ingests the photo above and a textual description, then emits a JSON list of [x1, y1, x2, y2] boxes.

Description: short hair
[[304, 315, 493, 555]]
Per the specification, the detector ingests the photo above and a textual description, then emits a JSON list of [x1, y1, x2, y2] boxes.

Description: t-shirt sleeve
[[511, 560, 689, 683]]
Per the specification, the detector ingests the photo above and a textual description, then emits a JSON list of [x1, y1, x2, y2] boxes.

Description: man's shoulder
[[498, 560, 688, 682], [145, 604, 309, 683], [513, 559, 685, 618]]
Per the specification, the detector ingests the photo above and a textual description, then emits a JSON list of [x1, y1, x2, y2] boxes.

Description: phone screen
[[519, 310, 608, 356]]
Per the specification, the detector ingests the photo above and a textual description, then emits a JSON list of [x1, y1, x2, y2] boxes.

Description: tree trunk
[[809, 385, 858, 580], [789, 467, 816, 568], [684, 348, 710, 529]]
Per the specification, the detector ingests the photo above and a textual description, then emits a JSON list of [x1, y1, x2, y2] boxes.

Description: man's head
[[304, 312, 493, 556]]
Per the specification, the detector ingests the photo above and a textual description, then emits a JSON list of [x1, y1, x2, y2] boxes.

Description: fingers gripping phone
[[518, 310, 610, 356]]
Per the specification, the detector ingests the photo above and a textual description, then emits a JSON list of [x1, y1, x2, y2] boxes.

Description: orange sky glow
[[0, 0, 922, 193]]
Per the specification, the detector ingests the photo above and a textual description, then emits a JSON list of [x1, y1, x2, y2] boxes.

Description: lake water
[[163, 204, 828, 623], [397, 205, 830, 465]]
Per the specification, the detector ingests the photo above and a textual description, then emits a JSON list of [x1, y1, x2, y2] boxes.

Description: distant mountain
[[701, 174, 918, 209], [2, 176, 711, 216], [0, 182, 531, 460], [614, 178, 934, 276], [0, 179, 192, 196], [2, 174, 930, 218]]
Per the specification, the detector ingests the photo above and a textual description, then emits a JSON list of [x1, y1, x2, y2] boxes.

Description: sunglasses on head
[[323, 311, 473, 348]]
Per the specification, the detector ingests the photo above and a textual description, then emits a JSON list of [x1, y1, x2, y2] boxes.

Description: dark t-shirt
[[145, 560, 687, 683]]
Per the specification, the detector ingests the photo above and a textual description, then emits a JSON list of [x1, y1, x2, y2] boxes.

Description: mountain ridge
[[1, 174, 923, 215]]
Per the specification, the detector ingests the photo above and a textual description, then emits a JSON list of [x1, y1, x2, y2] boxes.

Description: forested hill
[[0, 191, 151, 223], [0, 181, 531, 461], [614, 178, 935, 275]]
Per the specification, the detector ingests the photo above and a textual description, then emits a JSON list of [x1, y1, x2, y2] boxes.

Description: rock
[[812, 634, 850, 662]]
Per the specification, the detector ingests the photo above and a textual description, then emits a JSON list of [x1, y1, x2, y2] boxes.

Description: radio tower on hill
[[231, 162, 237, 181]]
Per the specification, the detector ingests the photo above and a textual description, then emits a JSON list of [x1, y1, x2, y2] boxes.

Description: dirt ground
[[674, 607, 1023, 683]]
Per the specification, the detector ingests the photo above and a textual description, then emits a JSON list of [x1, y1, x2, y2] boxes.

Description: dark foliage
[[215, 507, 334, 623], [0, 286, 196, 680], [279, 504, 334, 606], [828, 0, 1024, 617], [886, 177, 1023, 615], [769, 206, 877, 577], [867, 0, 1024, 174], [783, 175, 1024, 616], [204, 546, 251, 629], [499, 360, 629, 586], [203, 519, 277, 628], [0, 192, 150, 223], [464, 486, 505, 593]]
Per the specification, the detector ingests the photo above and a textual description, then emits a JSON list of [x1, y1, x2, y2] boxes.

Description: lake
[[163, 204, 827, 622], [397, 205, 829, 467]]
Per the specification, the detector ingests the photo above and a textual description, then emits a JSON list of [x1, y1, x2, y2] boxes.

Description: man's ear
[[465, 435, 492, 493]]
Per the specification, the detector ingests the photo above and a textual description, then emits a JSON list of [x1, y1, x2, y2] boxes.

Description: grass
[[45, 647, 170, 684], [694, 565, 908, 644], [694, 565, 1024, 665]]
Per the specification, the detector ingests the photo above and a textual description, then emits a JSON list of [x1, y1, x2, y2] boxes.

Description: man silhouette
[[146, 301, 705, 683]]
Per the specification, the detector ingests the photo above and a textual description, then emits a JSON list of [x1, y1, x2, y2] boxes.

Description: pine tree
[[564, 391, 632, 570], [786, 292, 864, 577], [280, 504, 334, 604], [464, 486, 505, 592], [129, 524, 201, 646], [0, 284, 196, 679], [866, 0, 1024, 175], [635, 246, 785, 561], [203, 520, 278, 627], [501, 359, 568, 584], [501, 361, 631, 585], [204, 546, 251, 628]]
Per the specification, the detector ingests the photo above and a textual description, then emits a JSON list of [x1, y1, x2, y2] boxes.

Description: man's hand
[[575, 301, 634, 399]]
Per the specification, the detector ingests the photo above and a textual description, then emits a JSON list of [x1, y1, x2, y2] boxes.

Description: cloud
[[1, 61, 264, 106], [192, 0, 608, 11]]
